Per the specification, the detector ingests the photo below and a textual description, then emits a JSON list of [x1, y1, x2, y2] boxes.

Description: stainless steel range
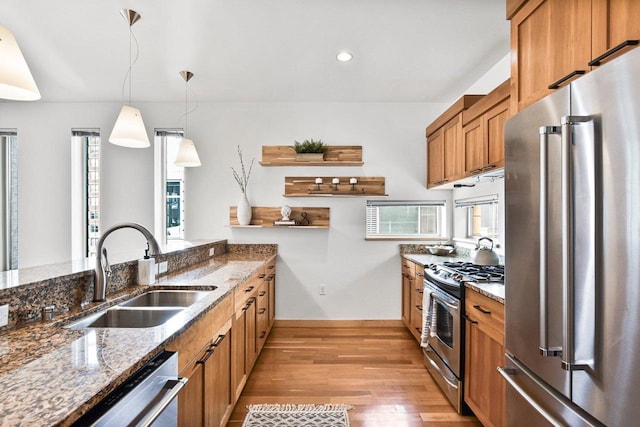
[[421, 261, 504, 413]]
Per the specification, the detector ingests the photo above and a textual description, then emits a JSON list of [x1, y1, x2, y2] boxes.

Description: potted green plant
[[294, 139, 326, 161]]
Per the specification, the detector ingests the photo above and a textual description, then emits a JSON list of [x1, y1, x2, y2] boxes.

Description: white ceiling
[[3, 0, 509, 103]]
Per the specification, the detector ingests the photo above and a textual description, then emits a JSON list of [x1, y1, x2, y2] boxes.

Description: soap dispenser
[[138, 243, 156, 285]]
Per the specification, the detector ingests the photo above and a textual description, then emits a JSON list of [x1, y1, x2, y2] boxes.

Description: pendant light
[[174, 70, 201, 167], [109, 9, 150, 148], [0, 24, 41, 100]]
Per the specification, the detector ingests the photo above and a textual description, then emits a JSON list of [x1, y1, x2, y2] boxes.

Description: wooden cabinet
[[510, 0, 640, 112], [464, 289, 505, 427], [401, 258, 425, 342], [230, 258, 276, 402], [592, 0, 640, 66], [426, 95, 482, 188], [462, 79, 510, 177], [167, 295, 233, 427], [256, 280, 269, 352], [203, 321, 233, 427], [266, 257, 276, 330], [401, 259, 412, 328]]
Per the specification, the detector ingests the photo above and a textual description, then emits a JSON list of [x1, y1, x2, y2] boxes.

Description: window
[[366, 200, 447, 240], [455, 194, 499, 239], [154, 130, 185, 243], [0, 130, 18, 270], [71, 129, 101, 259]]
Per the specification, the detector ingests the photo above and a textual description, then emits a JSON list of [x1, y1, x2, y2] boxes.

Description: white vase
[[237, 192, 252, 226]]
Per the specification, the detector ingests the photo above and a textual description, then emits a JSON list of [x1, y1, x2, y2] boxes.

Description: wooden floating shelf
[[259, 145, 364, 166], [284, 176, 387, 197], [229, 206, 330, 228]]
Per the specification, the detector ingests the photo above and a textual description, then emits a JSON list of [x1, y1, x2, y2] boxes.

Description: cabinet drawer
[[234, 272, 262, 312], [465, 288, 504, 345]]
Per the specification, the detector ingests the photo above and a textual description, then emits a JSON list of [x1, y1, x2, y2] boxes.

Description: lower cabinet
[[464, 288, 505, 427], [170, 255, 278, 426]]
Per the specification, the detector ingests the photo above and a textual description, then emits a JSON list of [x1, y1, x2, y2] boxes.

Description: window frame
[[365, 200, 448, 241], [154, 129, 186, 244]]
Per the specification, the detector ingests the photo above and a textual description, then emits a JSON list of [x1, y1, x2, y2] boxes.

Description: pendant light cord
[[185, 79, 188, 137], [121, 26, 140, 106]]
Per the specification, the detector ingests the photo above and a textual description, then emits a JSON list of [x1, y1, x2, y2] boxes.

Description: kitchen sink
[[66, 289, 213, 329], [67, 307, 183, 328], [118, 290, 212, 308]]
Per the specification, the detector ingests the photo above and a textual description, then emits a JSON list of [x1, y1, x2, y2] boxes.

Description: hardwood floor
[[227, 326, 481, 426]]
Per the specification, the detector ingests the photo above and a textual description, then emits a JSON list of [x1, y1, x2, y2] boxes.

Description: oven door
[[422, 279, 461, 378]]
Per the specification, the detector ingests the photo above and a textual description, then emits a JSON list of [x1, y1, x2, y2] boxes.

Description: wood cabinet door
[[464, 320, 506, 427], [442, 115, 464, 182], [231, 309, 247, 401], [245, 297, 257, 373], [511, 0, 590, 112], [592, 0, 640, 65], [401, 270, 411, 328], [463, 117, 485, 176], [427, 128, 444, 187], [485, 99, 509, 170], [178, 358, 205, 427], [204, 330, 233, 427]]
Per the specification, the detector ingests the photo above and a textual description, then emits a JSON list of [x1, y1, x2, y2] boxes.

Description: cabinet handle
[[403, 264, 410, 269], [244, 286, 255, 293], [589, 39, 639, 66], [268, 265, 275, 270], [211, 334, 225, 348], [470, 168, 483, 174], [473, 304, 491, 315], [415, 327, 421, 334], [464, 314, 478, 325], [259, 308, 266, 314], [259, 291, 266, 297], [267, 274, 275, 280], [481, 164, 497, 171], [242, 297, 256, 311], [197, 346, 216, 364], [258, 274, 266, 279], [415, 288, 423, 294], [548, 70, 586, 89], [416, 304, 422, 311], [259, 331, 266, 339], [415, 272, 424, 277]]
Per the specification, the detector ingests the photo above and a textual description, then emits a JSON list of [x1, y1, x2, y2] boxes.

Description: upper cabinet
[[510, 0, 640, 112], [426, 95, 483, 189], [462, 79, 510, 177]]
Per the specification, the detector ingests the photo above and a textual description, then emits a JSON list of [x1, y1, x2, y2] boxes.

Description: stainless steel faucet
[[93, 222, 161, 302]]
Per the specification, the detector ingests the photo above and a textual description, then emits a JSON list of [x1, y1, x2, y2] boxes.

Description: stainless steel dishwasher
[[72, 351, 187, 427]]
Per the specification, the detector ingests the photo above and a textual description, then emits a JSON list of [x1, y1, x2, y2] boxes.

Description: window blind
[[366, 200, 446, 237]]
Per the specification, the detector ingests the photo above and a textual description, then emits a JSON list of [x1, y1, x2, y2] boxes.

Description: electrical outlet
[[158, 261, 168, 274], [209, 248, 215, 256], [319, 284, 326, 295], [0, 304, 9, 327]]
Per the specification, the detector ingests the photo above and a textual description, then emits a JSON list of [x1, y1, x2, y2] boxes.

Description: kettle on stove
[[472, 237, 500, 265]]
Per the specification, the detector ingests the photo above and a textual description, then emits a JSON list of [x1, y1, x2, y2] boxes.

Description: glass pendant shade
[[109, 105, 150, 148], [175, 137, 201, 167], [0, 24, 41, 101]]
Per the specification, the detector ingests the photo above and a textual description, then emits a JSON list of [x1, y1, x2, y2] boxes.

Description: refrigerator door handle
[[498, 367, 564, 427], [560, 115, 595, 372], [538, 126, 563, 358]]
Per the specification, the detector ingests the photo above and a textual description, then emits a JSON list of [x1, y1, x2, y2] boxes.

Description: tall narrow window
[[366, 200, 447, 240], [71, 129, 101, 259], [0, 130, 18, 270], [154, 130, 185, 243]]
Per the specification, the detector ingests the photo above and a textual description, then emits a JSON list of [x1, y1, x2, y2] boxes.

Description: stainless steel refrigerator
[[502, 46, 640, 426]]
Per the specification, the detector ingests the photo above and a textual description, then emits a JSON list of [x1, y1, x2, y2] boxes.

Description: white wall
[[0, 101, 451, 320]]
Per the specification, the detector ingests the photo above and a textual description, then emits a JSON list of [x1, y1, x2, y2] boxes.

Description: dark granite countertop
[[0, 249, 276, 426]]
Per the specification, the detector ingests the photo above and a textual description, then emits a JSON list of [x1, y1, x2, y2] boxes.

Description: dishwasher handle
[[137, 377, 188, 427]]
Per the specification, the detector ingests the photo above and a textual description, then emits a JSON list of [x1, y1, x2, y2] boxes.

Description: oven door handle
[[430, 292, 458, 311], [137, 377, 188, 427]]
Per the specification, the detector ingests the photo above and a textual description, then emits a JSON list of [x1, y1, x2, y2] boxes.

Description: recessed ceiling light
[[336, 51, 353, 62]]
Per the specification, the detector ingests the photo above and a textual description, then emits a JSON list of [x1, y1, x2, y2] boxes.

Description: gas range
[[424, 261, 505, 299]]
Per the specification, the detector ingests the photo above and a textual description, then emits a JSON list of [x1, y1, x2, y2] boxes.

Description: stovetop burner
[[424, 262, 505, 298]]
